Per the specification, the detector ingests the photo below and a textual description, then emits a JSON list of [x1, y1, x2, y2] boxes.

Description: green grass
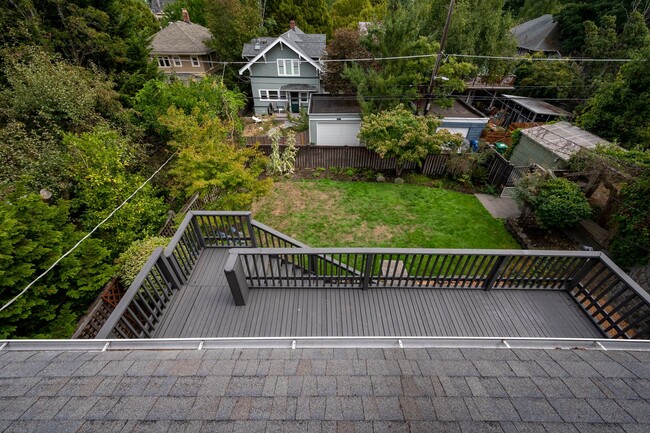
[[252, 180, 519, 249]]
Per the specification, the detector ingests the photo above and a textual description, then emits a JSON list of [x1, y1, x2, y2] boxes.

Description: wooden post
[[224, 254, 250, 306], [363, 254, 374, 290], [191, 217, 206, 248], [484, 256, 507, 290]]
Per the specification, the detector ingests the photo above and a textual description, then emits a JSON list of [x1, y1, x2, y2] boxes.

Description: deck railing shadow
[[98, 211, 650, 340]]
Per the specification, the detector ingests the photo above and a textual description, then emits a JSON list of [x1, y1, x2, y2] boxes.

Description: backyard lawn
[[252, 180, 519, 249]]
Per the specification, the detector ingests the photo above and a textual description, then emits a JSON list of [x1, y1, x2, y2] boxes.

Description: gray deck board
[[153, 248, 604, 339]]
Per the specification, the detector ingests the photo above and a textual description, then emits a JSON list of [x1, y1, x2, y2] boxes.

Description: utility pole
[[425, 0, 455, 114]]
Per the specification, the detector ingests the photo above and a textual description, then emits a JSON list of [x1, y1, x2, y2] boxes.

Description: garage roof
[[309, 94, 362, 114]]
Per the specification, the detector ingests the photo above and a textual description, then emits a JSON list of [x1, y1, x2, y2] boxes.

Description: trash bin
[[494, 142, 508, 154]]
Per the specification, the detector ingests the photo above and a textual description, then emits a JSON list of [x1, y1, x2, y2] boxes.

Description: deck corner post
[[191, 217, 206, 248], [484, 255, 507, 290], [159, 254, 182, 290], [245, 216, 257, 247], [565, 257, 598, 292], [225, 254, 249, 306], [362, 253, 374, 290]]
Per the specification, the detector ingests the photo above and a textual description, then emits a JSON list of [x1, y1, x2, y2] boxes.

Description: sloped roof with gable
[[239, 26, 326, 74], [151, 21, 214, 55], [512, 14, 562, 53]]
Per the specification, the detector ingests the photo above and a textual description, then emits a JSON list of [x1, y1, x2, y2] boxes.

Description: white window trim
[[259, 89, 288, 102], [277, 59, 300, 76], [191, 56, 200, 67], [172, 56, 182, 67], [158, 56, 171, 68]]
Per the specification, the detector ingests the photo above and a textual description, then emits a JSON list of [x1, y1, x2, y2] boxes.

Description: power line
[[0, 152, 177, 315]]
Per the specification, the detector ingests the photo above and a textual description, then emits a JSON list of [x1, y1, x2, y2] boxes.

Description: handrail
[[96, 248, 180, 339], [224, 247, 649, 339]]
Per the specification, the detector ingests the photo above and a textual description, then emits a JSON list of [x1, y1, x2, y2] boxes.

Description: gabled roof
[[151, 21, 214, 55], [512, 14, 562, 53], [239, 26, 326, 75]]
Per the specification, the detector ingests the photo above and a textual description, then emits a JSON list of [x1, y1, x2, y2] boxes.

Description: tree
[[555, 0, 642, 54], [161, 107, 272, 209], [65, 127, 168, 253], [330, 0, 385, 30], [205, 0, 262, 64], [264, 0, 333, 36], [578, 46, 650, 149], [514, 54, 585, 101], [358, 104, 464, 176], [162, 0, 208, 26], [323, 28, 374, 94], [0, 188, 113, 338], [133, 76, 246, 141]]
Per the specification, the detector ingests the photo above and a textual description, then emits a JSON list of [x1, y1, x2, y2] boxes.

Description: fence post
[[224, 253, 250, 306], [362, 253, 374, 290], [565, 257, 598, 291], [484, 255, 507, 290]]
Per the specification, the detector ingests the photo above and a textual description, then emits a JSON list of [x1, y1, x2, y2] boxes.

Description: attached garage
[[308, 95, 363, 146], [315, 121, 361, 146]]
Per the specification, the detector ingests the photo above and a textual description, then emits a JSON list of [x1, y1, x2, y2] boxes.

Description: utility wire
[[0, 152, 177, 314]]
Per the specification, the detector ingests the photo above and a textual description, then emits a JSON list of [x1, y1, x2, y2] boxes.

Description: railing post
[[362, 253, 374, 290], [309, 254, 318, 274], [191, 216, 206, 248], [245, 214, 257, 247], [224, 253, 250, 306], [159, 255, 182, 290], [565, 257, 598, 291], [484, 255, 507, 290]]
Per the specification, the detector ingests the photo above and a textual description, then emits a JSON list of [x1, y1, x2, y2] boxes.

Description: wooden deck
[[153, 249, 602, 339]]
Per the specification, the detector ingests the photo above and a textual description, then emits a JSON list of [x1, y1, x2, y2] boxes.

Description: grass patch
[[252, 180, 519, 249]]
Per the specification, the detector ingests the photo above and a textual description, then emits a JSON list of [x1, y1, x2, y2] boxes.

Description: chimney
[[289, 20, 296, 30], [182, 9, 190, 23]]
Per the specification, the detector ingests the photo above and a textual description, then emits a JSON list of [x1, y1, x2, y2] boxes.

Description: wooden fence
[[244, 130, 309, 146]]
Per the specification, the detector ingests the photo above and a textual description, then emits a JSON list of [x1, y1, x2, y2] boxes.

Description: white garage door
[[316, 122, 361, 146]]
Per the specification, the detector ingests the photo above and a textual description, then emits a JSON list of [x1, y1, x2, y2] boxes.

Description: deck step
[[501, 187, 516, 198]]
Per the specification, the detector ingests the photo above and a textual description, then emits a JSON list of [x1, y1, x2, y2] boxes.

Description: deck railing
[[224, 248, 650, 339], [96, 248, 180, 338]]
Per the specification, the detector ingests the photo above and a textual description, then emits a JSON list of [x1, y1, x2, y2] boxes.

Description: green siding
[[510, 135, 564, 169]]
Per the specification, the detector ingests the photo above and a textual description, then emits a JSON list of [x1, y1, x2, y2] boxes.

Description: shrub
[[515, 175, 591, 230], [115, 236, 170, 288], [610, 174, 650, 267]]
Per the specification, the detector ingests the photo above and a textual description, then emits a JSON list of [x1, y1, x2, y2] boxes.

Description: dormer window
[[277, 59, 300, 76]]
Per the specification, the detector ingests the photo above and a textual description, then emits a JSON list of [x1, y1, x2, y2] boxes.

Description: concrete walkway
[[475, 193, 521, 219]]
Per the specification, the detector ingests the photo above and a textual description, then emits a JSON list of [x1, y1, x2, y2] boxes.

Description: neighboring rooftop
[[0, 343, 649, 431], [512, 14, 562, 54], [242, 24, 326, 59], [150, 19, 213, 55], [309, 94, 362, 114], [428, 100, 487, 119], [522, 121, 612, 161], [502, 94, 573, 117]]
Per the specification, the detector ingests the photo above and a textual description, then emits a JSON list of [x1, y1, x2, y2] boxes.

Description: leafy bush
[[610, 174, 650, 268], [514, 175, 591, 230], [115, 236, 170, 288]]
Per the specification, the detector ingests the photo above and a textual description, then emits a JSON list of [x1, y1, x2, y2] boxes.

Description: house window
[[259, 90, 288, 101], [277, 59, 300, 76], [191, 56, 200, 67], [173, 56, 182, 67], [158, 56, 171, 68]]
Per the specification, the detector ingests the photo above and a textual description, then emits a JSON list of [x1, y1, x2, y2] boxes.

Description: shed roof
[[1, 343, 649, 430], [511, 14, 562, 53], [151, 21, 214, 55], [428, 100, 488, 119], [521, 121, 611, 161], [502, 94, 573, 117], [309, 94, 361, 114]]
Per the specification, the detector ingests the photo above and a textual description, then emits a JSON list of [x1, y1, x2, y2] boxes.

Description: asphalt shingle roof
[[242, 26, 326, 59], [511, 14, 562, 53], [1, 347, 649, 432], [151, 21, 214, 55]]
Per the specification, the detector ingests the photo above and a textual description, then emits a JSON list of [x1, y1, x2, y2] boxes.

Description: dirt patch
[[507, 217, 580, 250], [336, 221, 394, 245]]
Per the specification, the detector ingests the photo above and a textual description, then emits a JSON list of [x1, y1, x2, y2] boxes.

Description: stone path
[[475, 194, 521, 219]]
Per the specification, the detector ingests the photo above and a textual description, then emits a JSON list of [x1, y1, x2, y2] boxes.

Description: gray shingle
[[464, 397, 520, 422], [54, 396, 100, 420], [0, 378, 41, 397], [230, 397, 251, 420], [549, 398, 604, 423], [498, 377, 544, 398], [531, 377, 574, 398], [587, 399, 635, 423], [0, 397, 37, 420], [151, 21, 213, 55], [104, 396, 157, 420], [617, 399, 650, 423], [146, 397, 195, 421], [19, 396, 70, 420], [430, 397, 470, 421], [510, 398, 562, 422]]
